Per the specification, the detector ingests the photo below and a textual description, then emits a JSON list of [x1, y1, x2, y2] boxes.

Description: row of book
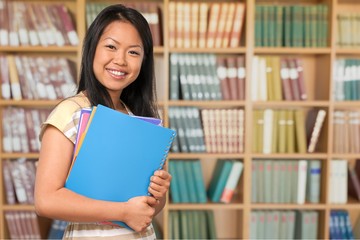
[[169, 159, 243, 204], [255, 4, 328, 47], [252, 56, 306, 101], [169, 54, 245, 101], [250, 210, 318, 239], [0, 1, 78, 47], [4, 211, 41, 239], [333, 110, 360, 153], [169, 159, 207, 203], [168, 107, 206, 153], [337, 13, 360, 48], [2, 107, 51, 153], [168, 210, 217, 239], [333, 58, 360, 101], [4, 210, 360, 240], [330, 210, 358, 240], [3, 158, 37, 205], [251, 160, 321, 204], [252, 108, 326, 154], [0, 55, 77, 100], [168, 107, 245, 153], [168, 2, 245, 49], [86, 2, 162, 46]]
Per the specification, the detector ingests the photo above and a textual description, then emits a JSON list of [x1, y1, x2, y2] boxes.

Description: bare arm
[[34, 126, 156, 232]]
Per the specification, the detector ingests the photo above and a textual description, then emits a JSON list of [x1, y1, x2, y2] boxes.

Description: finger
[[146, 196, 157, 205], [154, 170, 171, 179]]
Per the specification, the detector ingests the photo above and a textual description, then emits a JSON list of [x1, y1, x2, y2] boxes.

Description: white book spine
[[220, 161, 244, 203], [296, 160, 308, 204]]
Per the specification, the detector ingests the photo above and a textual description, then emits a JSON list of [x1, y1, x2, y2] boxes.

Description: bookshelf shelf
[[1, 153, 40, 159], [168, 203, 245, 210], [168, 153, 245, 159], [335, 48, 360, 54], [331, 153, 360, 158], [168, 100, 246, 107], [169, 47, 247, 54], [251, 204, 327, 210], [333, 101, 360, 108], [252, 101, 330, 107], [3, 205, 36, 211], [0, 100, 61, 106], [250, 153, 329, 159], [0, 46, 79, 53], [254, 48, 332, 54], [1, 0, 360, 239]]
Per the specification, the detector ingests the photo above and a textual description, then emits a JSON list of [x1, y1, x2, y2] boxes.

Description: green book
[[198, 211, 208, 239], [191, 160, 207, 203], [168, 160, 181, 203], [176, 161, 190, 202], [264, 161, 273, 203], [251, 161, 258, 203], [285, 110, 295, 153], [180, 210, 189, 239], [283, 5, 292, 47], [294, 109, 307, 153], [277, 110, 287, 153], [255, 5, 263, 47], [275, 6, 283, 47], [207, 160, 234, 202], [183, 161, 197, 203], [169, 54, 180, 100], [171, 211, 181, 239], [206, 210, 217, 239]]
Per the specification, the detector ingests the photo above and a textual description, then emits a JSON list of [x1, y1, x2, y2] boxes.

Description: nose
[[113, 52, 127, 66]]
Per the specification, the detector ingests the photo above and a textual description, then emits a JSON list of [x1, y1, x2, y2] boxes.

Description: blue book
[[65, 104, 176, 228]]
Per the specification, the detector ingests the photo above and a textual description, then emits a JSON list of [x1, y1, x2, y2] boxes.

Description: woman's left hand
[[148, 169, 172, 203]]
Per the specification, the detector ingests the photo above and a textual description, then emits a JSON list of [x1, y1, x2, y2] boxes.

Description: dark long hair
[[77, 4, 159, 118]]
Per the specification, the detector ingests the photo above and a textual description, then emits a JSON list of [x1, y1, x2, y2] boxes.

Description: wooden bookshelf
[[1, 0, 360, 239]]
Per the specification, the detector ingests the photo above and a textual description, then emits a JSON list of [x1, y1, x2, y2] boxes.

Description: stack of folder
[[65, 104, 176, 227]]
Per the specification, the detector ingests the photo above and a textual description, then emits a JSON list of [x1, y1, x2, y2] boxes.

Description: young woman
[[34, 4, 171, 239]]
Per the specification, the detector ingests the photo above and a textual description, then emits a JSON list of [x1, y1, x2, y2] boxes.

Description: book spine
[[220, 161, 244, 203]]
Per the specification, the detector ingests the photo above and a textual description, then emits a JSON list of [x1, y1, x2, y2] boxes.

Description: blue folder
[[65, 104, 176, 228]]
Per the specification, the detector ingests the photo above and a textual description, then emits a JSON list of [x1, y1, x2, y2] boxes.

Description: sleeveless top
[[40, 92, 156, 240]]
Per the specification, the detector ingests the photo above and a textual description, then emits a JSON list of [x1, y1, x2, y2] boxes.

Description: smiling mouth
[[108, 69, 126, 77]]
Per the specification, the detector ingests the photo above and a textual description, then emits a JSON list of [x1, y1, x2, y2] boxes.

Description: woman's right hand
[[123, 196, 157, 232]]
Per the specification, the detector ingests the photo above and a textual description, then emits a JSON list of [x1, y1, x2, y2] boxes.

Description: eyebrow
[[104, 37, 143, 50]]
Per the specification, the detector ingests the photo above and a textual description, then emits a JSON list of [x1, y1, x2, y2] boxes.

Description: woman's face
[[93, 20, 144, 97]]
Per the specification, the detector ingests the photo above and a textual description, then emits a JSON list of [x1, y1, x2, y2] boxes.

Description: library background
[[1, 0, 360, 239]]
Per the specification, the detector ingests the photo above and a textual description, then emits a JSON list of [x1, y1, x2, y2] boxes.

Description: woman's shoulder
[[57, 92, 91, 111], [39, 92, 91, 142]]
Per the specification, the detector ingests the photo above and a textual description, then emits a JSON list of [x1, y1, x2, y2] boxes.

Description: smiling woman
[[34, 4, 171, 240]]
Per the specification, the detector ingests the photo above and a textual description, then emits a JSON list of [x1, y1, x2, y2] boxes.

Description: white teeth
[[109, 70, 125, 76]]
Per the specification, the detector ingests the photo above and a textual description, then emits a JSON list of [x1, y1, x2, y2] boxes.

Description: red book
[[280, 58, 293, 100], [294, 58, 307, 100], [216, 56, 231, 100], [286, 58, 301, 100], [55, 4, 79, 46], [348, 164, 360, 201], [225, 56, 239, 100], [229, 2, 245, 48], [236, 55, 246, 100]]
